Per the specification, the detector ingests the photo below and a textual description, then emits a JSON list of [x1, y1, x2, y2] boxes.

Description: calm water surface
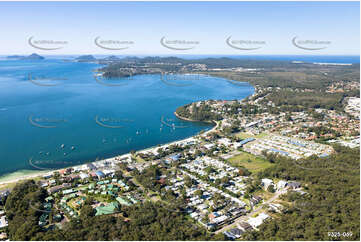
[[0, 59, 254, 175]]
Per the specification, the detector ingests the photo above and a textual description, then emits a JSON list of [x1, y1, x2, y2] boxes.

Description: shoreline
[[173, 111, 216, 124], [0, 119, 219, 188], [0, 169, 51, 186], [0, 74, 252, 188]]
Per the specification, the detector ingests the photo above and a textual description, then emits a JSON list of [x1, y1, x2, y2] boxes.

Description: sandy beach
[[0, 119, 219, 188], [0, 169, 51, 186]]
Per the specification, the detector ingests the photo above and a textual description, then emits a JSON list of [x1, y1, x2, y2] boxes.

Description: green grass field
[[236, 132, 268, 139], [227, 151, 274, 173]]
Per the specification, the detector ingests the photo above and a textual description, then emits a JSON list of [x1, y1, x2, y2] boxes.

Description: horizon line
[[1, 54, 360, 57]]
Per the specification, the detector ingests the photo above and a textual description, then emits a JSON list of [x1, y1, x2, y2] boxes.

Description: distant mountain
[[138, 56, 185, 64], [121, 56, 141, 63], [7, 53, 44, 60], [6, 55, 26, 59], [102, 55, 120, 61], [75, 55, 96, 62], [22, 53, 45, 60]]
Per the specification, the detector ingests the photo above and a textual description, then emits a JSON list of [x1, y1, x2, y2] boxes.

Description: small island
[[74, 55, 96, 62], [7, 53, 44, 60]]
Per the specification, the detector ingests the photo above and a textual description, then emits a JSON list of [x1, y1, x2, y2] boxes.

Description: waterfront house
[[95, 170, 105, 179], [43, 173, 53, 179], [87, 163, 96, 170]]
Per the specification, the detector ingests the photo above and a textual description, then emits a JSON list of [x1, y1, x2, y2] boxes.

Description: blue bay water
[[0, 59, 254, 176]]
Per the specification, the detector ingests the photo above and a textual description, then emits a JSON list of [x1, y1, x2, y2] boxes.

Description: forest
[[5, 179, 226, 240], [176, 103, 223, 122], [4, 146, 359, 241], [243, 145, 360, 241]]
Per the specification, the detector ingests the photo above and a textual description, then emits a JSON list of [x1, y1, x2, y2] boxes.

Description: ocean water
[[0, 59, 254, 176]]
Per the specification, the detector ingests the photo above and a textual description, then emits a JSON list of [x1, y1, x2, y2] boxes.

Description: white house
[[212, 215, 228, 224], [218, 138, 232, 147], [204, 144, 215, 150], [190, 212, 199, 219], [247, 212, 270, 229], [261, 178, 274, 189], [277, 180, 288, 190], [79, 173, 89, 180]]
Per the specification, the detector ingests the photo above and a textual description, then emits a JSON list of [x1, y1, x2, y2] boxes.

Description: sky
[[0, 1, 359, 55]]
